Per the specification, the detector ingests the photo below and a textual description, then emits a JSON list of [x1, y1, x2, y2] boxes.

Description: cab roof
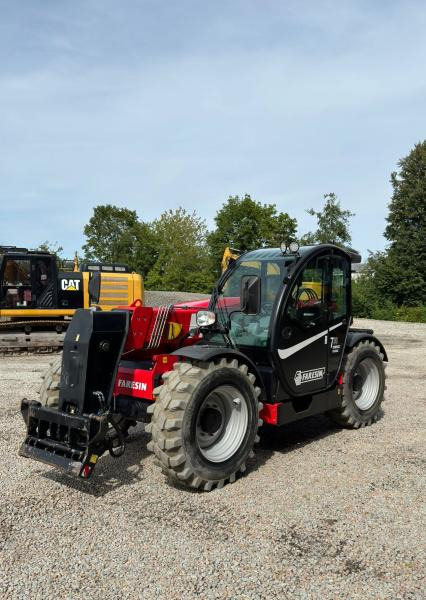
[[241, 244, 361, 263]]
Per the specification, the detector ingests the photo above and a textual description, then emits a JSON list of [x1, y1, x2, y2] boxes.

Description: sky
[[0, 0, 425, 261]]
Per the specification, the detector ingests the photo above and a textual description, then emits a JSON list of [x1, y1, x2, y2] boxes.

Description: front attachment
[[19, 308, 129, 478], [20, 400, 109, 478]]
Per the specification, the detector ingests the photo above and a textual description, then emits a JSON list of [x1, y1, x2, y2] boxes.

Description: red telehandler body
[[20, 244, 387, 491]]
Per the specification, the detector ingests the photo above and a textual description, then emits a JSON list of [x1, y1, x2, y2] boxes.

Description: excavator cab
[[0, 248, 57, 310]]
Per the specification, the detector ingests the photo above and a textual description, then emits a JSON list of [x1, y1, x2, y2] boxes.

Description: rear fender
[[346, 331, 388, 362]]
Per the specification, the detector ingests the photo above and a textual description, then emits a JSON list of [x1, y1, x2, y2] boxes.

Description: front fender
[[171, 345, 265, 388]]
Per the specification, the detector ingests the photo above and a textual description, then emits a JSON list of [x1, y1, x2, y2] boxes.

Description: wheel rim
[[196, 385, 249, 463], [352, 357, 380, 411]]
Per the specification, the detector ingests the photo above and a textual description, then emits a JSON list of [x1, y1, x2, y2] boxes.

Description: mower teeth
[[254, 435, 260, 444], [239, 364, 248, 374], [239, 462, 246, 473], [203, 481, 213, 491], [145, 423, 152, 434], [248, 373, 256, 384], [147, 440, 154, 452], [229, 473, 236, 483], [258, 402, 264, 411], [146, 403, 155, 415], [216, 479, 225, 489], [248, 450, 255, 459]]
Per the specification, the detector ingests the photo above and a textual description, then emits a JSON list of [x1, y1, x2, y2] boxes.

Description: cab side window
[[4, 259, 30, 286], [330, 257, 348, 320], [286, 256, 327, 328]]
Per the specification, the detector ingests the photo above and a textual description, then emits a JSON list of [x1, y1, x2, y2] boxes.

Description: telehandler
[[20, 243, 387, 491]]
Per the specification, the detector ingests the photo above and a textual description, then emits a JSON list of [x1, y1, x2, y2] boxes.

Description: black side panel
[[59, 309, 129, 414], [171, 345, 266, 395], [346, 331, 388, 362], [276, 388, 341, 426], [57, 272, 84, 309]]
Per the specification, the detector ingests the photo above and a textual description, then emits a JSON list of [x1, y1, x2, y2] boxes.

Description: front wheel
[[146, 359, 263, 491], [328, 340, 387, 428]]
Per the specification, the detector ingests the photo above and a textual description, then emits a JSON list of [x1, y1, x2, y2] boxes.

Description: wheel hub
[[352, 358, 380, 411], [199, 407, 223, 436], [196, 385, 249, 463]]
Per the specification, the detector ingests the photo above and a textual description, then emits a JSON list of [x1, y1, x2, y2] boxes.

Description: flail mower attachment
[[20, 308, 129, 479]]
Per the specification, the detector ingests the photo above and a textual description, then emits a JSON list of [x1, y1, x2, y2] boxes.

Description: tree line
[[82, 191, 357, 293], [42, 141, 426, 321]]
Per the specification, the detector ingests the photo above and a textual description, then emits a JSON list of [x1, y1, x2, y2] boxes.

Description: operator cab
[[208, 244, 358, 399], [0, 249, 57, 310]]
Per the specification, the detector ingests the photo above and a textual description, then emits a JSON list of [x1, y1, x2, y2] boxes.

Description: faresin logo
[[118, 379, 147, 392], [294, 367, 325, 386], [61, 278, 80, 292]]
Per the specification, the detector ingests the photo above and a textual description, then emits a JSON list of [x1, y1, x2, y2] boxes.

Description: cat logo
[[61, 278, 80, 292]]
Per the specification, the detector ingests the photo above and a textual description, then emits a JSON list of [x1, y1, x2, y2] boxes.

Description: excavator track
[[0, 320, 67, 355]]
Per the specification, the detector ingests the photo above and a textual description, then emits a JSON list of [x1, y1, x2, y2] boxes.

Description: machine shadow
[[40, 425, 150, 498], [40, 410, 386, 495], [259, 414, 341, 454], [255, 407, 386, 464]]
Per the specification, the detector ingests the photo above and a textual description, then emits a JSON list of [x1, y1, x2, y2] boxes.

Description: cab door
[[326, 253, 351, 385], [274, 251, 330, 396]]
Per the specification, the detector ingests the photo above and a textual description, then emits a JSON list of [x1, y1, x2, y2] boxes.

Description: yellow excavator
[[0, 246, 143, 353]]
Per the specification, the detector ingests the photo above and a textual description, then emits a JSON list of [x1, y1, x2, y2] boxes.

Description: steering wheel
[[297, 287, 319, 303]]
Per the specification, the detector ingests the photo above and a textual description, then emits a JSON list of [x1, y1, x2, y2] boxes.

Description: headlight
[[196, 310, 216, 327], [280, 241, 287, 254], [289, 241, 300, 253]]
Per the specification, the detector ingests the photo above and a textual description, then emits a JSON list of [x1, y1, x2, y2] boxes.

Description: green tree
[[301, 193, 354, 246], [352, 141, 426, 315], [38, 241, 64, 257], [208, 194, 297, 272], [146, 207, 215, 293], [382, 141, 426, 305], [82, 204, 156, 276]]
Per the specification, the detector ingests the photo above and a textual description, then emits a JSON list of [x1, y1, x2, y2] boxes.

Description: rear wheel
[[328, 340, 386, 428], [146, 359, 263, 491]]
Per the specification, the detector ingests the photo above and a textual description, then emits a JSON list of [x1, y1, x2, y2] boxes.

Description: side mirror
[[88, 272, 101, 305], [240, 275, 261, 315]]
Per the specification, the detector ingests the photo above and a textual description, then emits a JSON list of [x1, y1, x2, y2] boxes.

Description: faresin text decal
[[294, 367, 325, 386], [118, 379, 147, 392]]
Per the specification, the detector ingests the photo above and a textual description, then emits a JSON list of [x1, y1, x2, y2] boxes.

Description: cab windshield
[[211, 256, 295, 348]]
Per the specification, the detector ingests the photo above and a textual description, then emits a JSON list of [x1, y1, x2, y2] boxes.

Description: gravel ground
[[144, 290, 210, 306], [0, 312, 425, 599]]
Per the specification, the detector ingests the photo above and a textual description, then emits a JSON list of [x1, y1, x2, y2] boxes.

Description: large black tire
[[146, 359, 263, 491], [39, 355, 62, 407], [328, 340, 387, 428]]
